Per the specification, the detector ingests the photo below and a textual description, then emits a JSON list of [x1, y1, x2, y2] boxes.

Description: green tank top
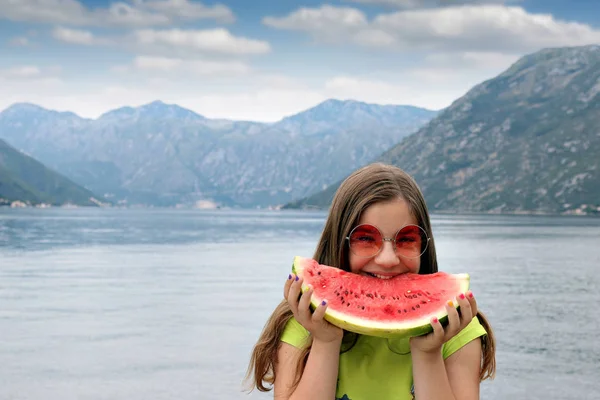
[[281, 316, 486, 400]]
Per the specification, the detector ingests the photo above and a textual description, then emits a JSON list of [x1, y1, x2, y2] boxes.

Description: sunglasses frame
[[345, 223, 431, 259]]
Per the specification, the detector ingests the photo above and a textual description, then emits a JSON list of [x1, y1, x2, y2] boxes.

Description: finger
[[430, 316, 445, 340], [445, 300, 461, 338], [456, 293, 473, 328], [311, 298, 328, 324], [467, 291, 478, 317], [283, 273, 294, 299], [286, 276, 303, 314], [296, 284, 314, 323]]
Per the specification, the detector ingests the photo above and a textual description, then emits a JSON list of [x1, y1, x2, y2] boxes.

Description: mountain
[[274, 99, 436, 137], [0, 139, 105, 207], [0, 99, 437, 208], [285, 45, 600, 216], [97, 100, 207, 123]]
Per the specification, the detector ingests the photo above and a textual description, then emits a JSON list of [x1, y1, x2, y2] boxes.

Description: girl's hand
[[410, 291, 478, 354], [284, 274, 344, 344]]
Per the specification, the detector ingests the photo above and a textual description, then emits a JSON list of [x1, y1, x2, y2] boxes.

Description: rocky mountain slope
[[0, 139, 105, 207], [286, 45, 600, 215], [0, 100, 436, 207]]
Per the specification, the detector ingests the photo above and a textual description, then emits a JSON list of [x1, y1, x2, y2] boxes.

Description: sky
[[1, 0, 600, 122]]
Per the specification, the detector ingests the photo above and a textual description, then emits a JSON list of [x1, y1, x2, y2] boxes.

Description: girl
[[246, 163, 496, 400]]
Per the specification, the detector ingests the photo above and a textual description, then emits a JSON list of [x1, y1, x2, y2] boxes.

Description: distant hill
[[0, 139, 106, 207], [0, 99, 437, 208], [285, 45, 600, 216]]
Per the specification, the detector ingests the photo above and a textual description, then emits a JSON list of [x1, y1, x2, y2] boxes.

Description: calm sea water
[[1, 208, 599, 400]]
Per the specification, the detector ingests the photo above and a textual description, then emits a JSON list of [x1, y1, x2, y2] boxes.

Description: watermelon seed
[[354, 294, 359, 299], [404, 309, 407, 313], [412, 306, 415, 311], [341, 300, 345, 304], [350, 290, 353, 294], [345, 290, 349, 295], [340, 297, 344, 302], [397, 310, 402, 313], [346, 303, 350, 307], [381, 295, 385, 300], [366, 293, 373, 299], [317, 271, 321, 275], [416, 304, 420, 309], [361, 306, 365, 310]]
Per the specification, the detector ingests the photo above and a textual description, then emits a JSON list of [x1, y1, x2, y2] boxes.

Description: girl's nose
[[374, 240, 399, 268]]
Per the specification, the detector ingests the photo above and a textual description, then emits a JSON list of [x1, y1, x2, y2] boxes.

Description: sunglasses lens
[[348, 225, 382, 257], [395, 225, 427, 258]]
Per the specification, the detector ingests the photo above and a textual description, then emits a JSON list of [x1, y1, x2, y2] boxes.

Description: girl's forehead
[[357, 198, 418, 232]]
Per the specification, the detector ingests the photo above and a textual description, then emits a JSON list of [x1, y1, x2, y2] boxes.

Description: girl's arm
[[411, 338, 482, 400], [410, 291, 482, 400], [274, 273, 344, 399], [274, 337, 342, 400]]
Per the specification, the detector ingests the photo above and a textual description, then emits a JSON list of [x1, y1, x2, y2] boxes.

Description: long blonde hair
[[245, 163, 496, 392]]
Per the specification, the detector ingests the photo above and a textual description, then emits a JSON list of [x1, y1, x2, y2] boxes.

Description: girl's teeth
[[368, 272, 393, 280]]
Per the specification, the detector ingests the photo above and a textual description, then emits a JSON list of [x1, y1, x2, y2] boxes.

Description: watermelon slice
[[291, 256, 470, 338]]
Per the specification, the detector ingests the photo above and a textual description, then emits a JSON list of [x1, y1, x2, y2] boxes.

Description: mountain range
[[2, 45, 599, 215], [287, 45, 600, 216], [0, 99, 436, 208], [0, 138, 105, 207]]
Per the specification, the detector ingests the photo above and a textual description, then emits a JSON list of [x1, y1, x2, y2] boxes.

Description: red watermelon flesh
[[291, 256, 470, 338]]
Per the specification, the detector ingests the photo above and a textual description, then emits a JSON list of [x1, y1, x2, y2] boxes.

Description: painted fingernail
[[321, 300, 327, 306], [447, 300, 454, 307], [432, 317, 438, 324], [295, 276, 299, 281], [459, 293, 465, 300], [468, 292, 474, 298], [288, 274, 292, 280]]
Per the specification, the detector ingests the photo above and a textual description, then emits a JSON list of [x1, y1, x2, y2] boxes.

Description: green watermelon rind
[[292, 256, 470, 339]]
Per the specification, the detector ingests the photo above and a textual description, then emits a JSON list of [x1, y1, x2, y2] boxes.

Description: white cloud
[[137, 0, 234, 23], [346, 0, 521, 8], [0, 0, 234, 27], [0, 66, 43, 79], [132, 28, 271, 55], [114, 55, 251, 76], [52, 26, 112, 45], [423, 51, 521, 69], [0, 67, 64, 106], [347, 0, 421, 6], [8, 37, 30, 46], [264, 5, 600, 54], [263, 5, 368, 43]]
